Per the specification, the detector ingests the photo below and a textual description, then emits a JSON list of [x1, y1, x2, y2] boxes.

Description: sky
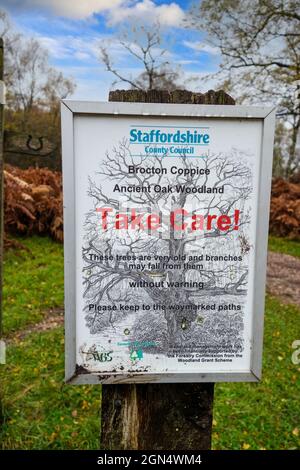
[[0, 0, 221, 100]]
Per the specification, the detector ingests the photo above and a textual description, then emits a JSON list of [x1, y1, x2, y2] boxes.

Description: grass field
[[0, 236, 300, 449], [268, 235, 300, 258], [213, 296, 300, 450], [2, 237, 64, 333], [1, 237, 100, 449]]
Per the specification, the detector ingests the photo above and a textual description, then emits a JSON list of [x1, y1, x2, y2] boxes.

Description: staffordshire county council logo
[[129, 125, 210, 158]]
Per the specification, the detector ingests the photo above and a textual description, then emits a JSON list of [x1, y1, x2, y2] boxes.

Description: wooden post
[[101, 88, 235, 451]]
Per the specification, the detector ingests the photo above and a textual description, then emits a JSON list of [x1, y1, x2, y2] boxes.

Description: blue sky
[[0, 0, 221, 100]]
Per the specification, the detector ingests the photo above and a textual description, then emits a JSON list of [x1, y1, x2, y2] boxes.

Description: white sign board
[[61, 101, 275, 384]]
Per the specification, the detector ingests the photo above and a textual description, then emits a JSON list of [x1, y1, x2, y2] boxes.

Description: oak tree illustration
[[82, 139, 252, 353]]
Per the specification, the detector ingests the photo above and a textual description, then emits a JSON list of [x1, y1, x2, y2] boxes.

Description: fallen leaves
[[4, 164, 63, 245], [81, 400, 90, 410], [270, 178, 300, 240], [49, 432, 58, 443]]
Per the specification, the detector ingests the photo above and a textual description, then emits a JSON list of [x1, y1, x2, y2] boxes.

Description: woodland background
[[0, 1, 300, 450]]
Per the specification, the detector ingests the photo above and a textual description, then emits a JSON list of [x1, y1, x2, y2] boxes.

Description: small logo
[[130, 349, 143, 361], [79, 343, 113, 363]]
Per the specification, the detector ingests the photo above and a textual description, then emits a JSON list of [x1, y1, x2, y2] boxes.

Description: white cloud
[[155, 2, 184, 27], [37, 34, 102, 62], [74, 51, 91, 61], [36, 33, 147, 68], [108, 0, 184, 26], [4, 0, 184, 25], [23, 0, 123, 19], [177, 59, 199, 65], [183, 40, 219, 56], [38, 36, 70, 59], [12, 0, 184, 26]]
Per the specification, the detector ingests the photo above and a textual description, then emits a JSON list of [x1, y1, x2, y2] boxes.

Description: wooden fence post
[[101, 88, 235, 450]]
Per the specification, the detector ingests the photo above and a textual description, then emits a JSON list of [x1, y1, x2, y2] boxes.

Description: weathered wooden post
[[100, 88, 235, 450]]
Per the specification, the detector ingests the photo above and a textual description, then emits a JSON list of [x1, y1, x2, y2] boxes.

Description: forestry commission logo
[[130, 349, 143, 361], [129, 125, 210, 157]]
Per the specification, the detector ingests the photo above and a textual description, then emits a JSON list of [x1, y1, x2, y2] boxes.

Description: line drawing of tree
[[82, 140, 253, 354]]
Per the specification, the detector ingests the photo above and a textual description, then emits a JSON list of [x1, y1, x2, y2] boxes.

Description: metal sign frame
[[61, 100, 275, 384]]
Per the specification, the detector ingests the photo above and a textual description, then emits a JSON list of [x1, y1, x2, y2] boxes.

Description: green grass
[[1, 237, 100, 449], [0, 327, 101, 449], [268, 235, 300, 258], [3, 236, 64, 333], [1, 235, 300, 449], [212, 296, 300, 450]]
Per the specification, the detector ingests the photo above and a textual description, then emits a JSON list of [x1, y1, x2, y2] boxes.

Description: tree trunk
[[101, 88, 235, 450], [286, 116, 300, 179]]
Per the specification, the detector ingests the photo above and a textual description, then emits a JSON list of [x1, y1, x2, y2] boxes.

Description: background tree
[[187, 0, 300, 178], [99, 23, 184, 92], [40, 68, 75, 140], [0, 9, 75, 145]]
